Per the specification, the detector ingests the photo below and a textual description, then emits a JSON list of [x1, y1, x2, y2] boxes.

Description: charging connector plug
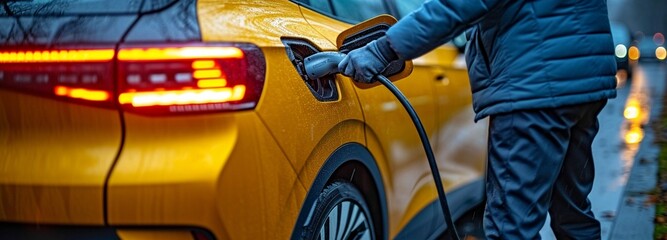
[[303, 52, 347, 80]]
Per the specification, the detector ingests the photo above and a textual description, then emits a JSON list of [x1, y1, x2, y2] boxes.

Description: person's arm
[[338, 0, 506, 83], [387, 0, 506, 59]]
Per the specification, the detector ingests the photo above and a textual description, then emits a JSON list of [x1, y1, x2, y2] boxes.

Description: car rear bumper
[[0, 223, 215, 240], [0, 90, 123, 225], [1, 110, 303, 239]]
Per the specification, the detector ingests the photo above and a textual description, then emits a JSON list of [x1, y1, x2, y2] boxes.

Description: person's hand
[[338, 37, 398, 83]]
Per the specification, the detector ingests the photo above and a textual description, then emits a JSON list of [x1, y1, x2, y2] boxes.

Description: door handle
[[432, 69, 450, 86]]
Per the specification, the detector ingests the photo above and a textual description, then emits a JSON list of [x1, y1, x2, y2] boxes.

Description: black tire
[[301, 181, 375, 240]]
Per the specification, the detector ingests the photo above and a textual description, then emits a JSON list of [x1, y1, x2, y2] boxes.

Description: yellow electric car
[[0, 0, 487, 239]]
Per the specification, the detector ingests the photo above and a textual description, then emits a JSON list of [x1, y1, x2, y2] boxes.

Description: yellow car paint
[[0, 90, 121, 224], [107, 111, 300, 239], [109, 2, 365, 239], [197, 0, 335, 49]]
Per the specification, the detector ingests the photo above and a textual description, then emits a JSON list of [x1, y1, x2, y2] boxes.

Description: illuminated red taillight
[[0, 48, 116, 107], [0, 44, 266, 114], [117, 44, 265, 114]]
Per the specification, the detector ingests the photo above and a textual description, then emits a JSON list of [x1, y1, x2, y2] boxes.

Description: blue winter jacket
[[386, 0, 617, 121]]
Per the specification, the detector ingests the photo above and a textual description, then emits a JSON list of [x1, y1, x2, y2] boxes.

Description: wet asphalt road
[[538, 63, 667, 239]]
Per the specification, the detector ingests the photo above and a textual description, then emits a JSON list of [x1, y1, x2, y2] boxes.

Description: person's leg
[[549, 101, 606, 239], [483, 108, 575, 239]]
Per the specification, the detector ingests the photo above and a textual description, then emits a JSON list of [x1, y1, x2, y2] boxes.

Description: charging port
[[282, 38, 339, 102]]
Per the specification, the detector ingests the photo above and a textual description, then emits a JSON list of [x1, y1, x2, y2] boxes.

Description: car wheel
[[301, 181, 375, 240]]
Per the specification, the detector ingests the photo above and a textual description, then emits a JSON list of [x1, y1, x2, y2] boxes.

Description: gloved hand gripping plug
[[338, 36, 399, 83]]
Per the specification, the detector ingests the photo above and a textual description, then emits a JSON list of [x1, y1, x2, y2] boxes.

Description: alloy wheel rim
[[317, 200, 372, 240]]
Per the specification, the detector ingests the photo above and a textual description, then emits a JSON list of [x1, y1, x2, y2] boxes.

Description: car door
[[429, 51, 488, 209], [295, 0, 444, 237]]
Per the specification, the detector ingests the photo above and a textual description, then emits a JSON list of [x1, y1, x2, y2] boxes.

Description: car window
[[1, 0, 177, 16], [330, 0, 389, 23], [295, 0, 334, 15], [394, 0, 425, 18]]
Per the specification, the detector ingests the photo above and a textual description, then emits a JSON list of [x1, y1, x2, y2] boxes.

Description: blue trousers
[[484, 100, 606, 239]]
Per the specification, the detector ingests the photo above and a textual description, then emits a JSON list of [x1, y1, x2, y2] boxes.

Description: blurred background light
[[656, 46, 667, 60], [629, 46, 641, 60], [625, 126, 644, 144], [616, 44, 628, 58], [654, 32, 665, 45], [624, 105, 640, 119]]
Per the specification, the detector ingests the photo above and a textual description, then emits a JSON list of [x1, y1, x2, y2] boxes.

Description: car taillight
[[0, 43, 266, 114], [0, 48, 116, 107], [117, 44, 265, 115]]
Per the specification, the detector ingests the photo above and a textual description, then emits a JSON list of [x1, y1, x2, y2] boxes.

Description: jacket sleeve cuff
[[376, 36, 400, 62]]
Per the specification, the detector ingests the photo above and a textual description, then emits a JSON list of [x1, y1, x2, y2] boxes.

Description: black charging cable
[[375, 74, 460, 240], [302, 51, 461, 239]]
